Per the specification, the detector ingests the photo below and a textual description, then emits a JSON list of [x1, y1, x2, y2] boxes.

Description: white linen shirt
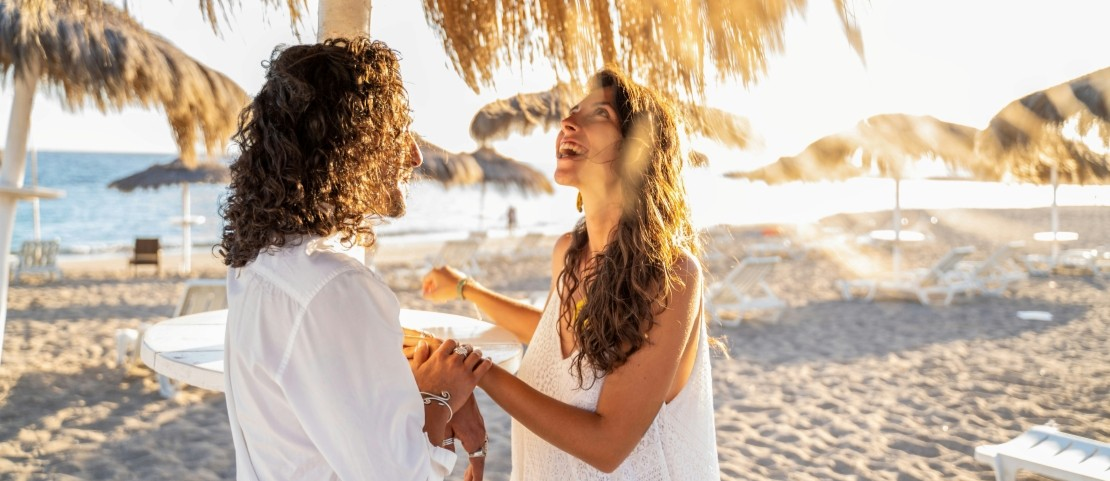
[[224, 235, 456, 480]]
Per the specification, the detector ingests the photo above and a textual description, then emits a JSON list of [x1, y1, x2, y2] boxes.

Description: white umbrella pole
[[1050, 164, 1059, 262], [0, 74, 39, 364], [318, 0, 371, 40], [31, 148, 41, 241], [892, 177, 902, 274], [182, 184, 192, 274]]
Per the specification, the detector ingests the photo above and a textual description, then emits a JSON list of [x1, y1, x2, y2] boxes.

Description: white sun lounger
[[975, 424, 1110, 481], [704, 256, 786, 326]]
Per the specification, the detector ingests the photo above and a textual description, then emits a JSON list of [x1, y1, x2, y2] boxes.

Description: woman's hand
[[410, 339, 492, 413], [447, 395, 487, 481], [421, 266, 469, 302]]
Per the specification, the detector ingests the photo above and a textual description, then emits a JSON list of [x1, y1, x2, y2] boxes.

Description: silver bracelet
[[420, 391, 453, 422]]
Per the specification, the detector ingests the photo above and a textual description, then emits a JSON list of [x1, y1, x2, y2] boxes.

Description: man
[[218, 38, 490, 481]]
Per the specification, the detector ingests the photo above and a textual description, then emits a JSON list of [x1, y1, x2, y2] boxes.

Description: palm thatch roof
[[414, 135, 483, 187], [468, 147, 553, 196], [978, 66, 1110, 155], [468, 83, 759, 161], [729, 114, 987, 183], [0, 0, 249, 166], [184, 0, 863, 96], [976, 66, 1110, 185], [107, 158, 230, 192]]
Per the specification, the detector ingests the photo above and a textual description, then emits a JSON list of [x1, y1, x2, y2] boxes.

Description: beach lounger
[[510, 231, 547, 258], [974, 424, 1110, 481], [958, 241, 1028, 296], [704, 256, 786, 326], [12, 239, 62, 282], [839, 246, 977, 306], [427, 238, 484, 276]]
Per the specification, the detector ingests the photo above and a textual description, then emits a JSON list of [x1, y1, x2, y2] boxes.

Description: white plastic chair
[[116, 279, 227, 398], [704, 256, 786, 326], [427, 238, 485, 276], [12, 239, 62, 282]]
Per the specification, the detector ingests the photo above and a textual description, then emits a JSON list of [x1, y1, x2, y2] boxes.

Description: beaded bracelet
[[456, 277, 469, 300], [420, 390, 453, 422]]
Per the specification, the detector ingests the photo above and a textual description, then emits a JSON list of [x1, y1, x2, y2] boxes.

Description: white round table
[[140, 309, 523, 392]]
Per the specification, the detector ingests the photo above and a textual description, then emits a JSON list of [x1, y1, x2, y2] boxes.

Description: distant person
[[218, 38, 492, 481], [423, 68, 719, 479], [507, 205, 518, 235]]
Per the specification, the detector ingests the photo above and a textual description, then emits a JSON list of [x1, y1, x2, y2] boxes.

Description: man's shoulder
[[242, 240, 378, 304]]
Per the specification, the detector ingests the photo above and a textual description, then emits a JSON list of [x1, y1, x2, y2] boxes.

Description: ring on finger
[[453, 344, 472, 357]]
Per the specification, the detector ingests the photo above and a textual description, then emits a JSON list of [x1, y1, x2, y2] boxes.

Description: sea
[[10, 151, 1110, 259]]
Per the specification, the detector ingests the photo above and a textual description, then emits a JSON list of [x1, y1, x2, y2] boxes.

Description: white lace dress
[[509, 294, 720, 480]]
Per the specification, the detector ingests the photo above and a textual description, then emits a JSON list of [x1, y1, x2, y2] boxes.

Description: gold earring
[[576, 192, 583, 213]]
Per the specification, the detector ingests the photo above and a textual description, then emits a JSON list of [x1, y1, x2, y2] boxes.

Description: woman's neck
[[582, 200, 621, 257]]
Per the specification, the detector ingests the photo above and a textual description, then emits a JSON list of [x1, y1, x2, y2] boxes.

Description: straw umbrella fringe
[[728, 113, 985, 273], [0, 0, 249, 167], [176, 0, 863, 97], [108, 159, 231, 274]]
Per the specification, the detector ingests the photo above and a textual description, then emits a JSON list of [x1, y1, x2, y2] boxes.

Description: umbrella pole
[[0, 73, 39, 364], [318, 0, 371, 40], [1050, 164, 1059, 263], [892, 177, 902, 275], [182, 184, 192, 275], [31, 149, 41, 241], [479, 184, 487, 230]]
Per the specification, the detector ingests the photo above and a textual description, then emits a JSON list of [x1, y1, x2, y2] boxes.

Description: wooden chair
[[129, 238, 161, 276]]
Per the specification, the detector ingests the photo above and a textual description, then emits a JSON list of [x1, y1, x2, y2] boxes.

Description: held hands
[[409, 339, 492, 413], [421, 266, 469, 302]]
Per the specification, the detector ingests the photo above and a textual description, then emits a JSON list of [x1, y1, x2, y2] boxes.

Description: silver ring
[[453, 345, 471, 357], [469, 438, 488, 458]]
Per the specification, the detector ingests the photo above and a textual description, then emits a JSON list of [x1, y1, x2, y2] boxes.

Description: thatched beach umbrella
[[414, 136, 483, 188], [468, 146, 553, 197], [107, 159, 231, 274], [468, 83, 760, 165], [729, 114, 985, 273], [189, 0, 863, 97], [0, 0, 249, 362], [465, 146, 553, 229], [976, 66, 1110, 260]]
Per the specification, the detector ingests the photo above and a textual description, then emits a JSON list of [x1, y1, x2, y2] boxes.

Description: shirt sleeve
[[276, 269, 456, 481]]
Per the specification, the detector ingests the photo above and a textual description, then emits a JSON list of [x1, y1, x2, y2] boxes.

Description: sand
[[1, 206, 1107, 480]]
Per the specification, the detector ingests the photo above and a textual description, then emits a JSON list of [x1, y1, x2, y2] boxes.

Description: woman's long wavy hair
[[558, 68, 700, 385], [218, 38, 413, 268]]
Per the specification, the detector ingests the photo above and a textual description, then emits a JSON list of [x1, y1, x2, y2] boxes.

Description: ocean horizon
[[11, 150, 1110, 257]]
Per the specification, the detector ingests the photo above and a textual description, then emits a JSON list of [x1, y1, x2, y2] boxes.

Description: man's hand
[[448, 395, 486, 481]]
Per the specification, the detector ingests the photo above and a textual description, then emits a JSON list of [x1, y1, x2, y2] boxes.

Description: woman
[[422, 68, 719, 480]]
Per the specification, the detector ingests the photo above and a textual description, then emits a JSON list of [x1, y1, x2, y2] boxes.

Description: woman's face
[[554, 87, 623, 190]]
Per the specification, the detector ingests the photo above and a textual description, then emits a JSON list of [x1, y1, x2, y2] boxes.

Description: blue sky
[[2, 0, 1109, 172]]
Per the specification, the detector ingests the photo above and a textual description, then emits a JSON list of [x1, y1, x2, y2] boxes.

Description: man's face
[[383, 134, 423, 218]]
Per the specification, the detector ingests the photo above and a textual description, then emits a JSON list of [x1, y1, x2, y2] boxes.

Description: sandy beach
[[1, 206, 1107, 480]]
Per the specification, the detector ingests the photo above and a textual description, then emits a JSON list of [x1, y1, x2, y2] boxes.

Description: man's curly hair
[[218, 38, 413, 268]]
